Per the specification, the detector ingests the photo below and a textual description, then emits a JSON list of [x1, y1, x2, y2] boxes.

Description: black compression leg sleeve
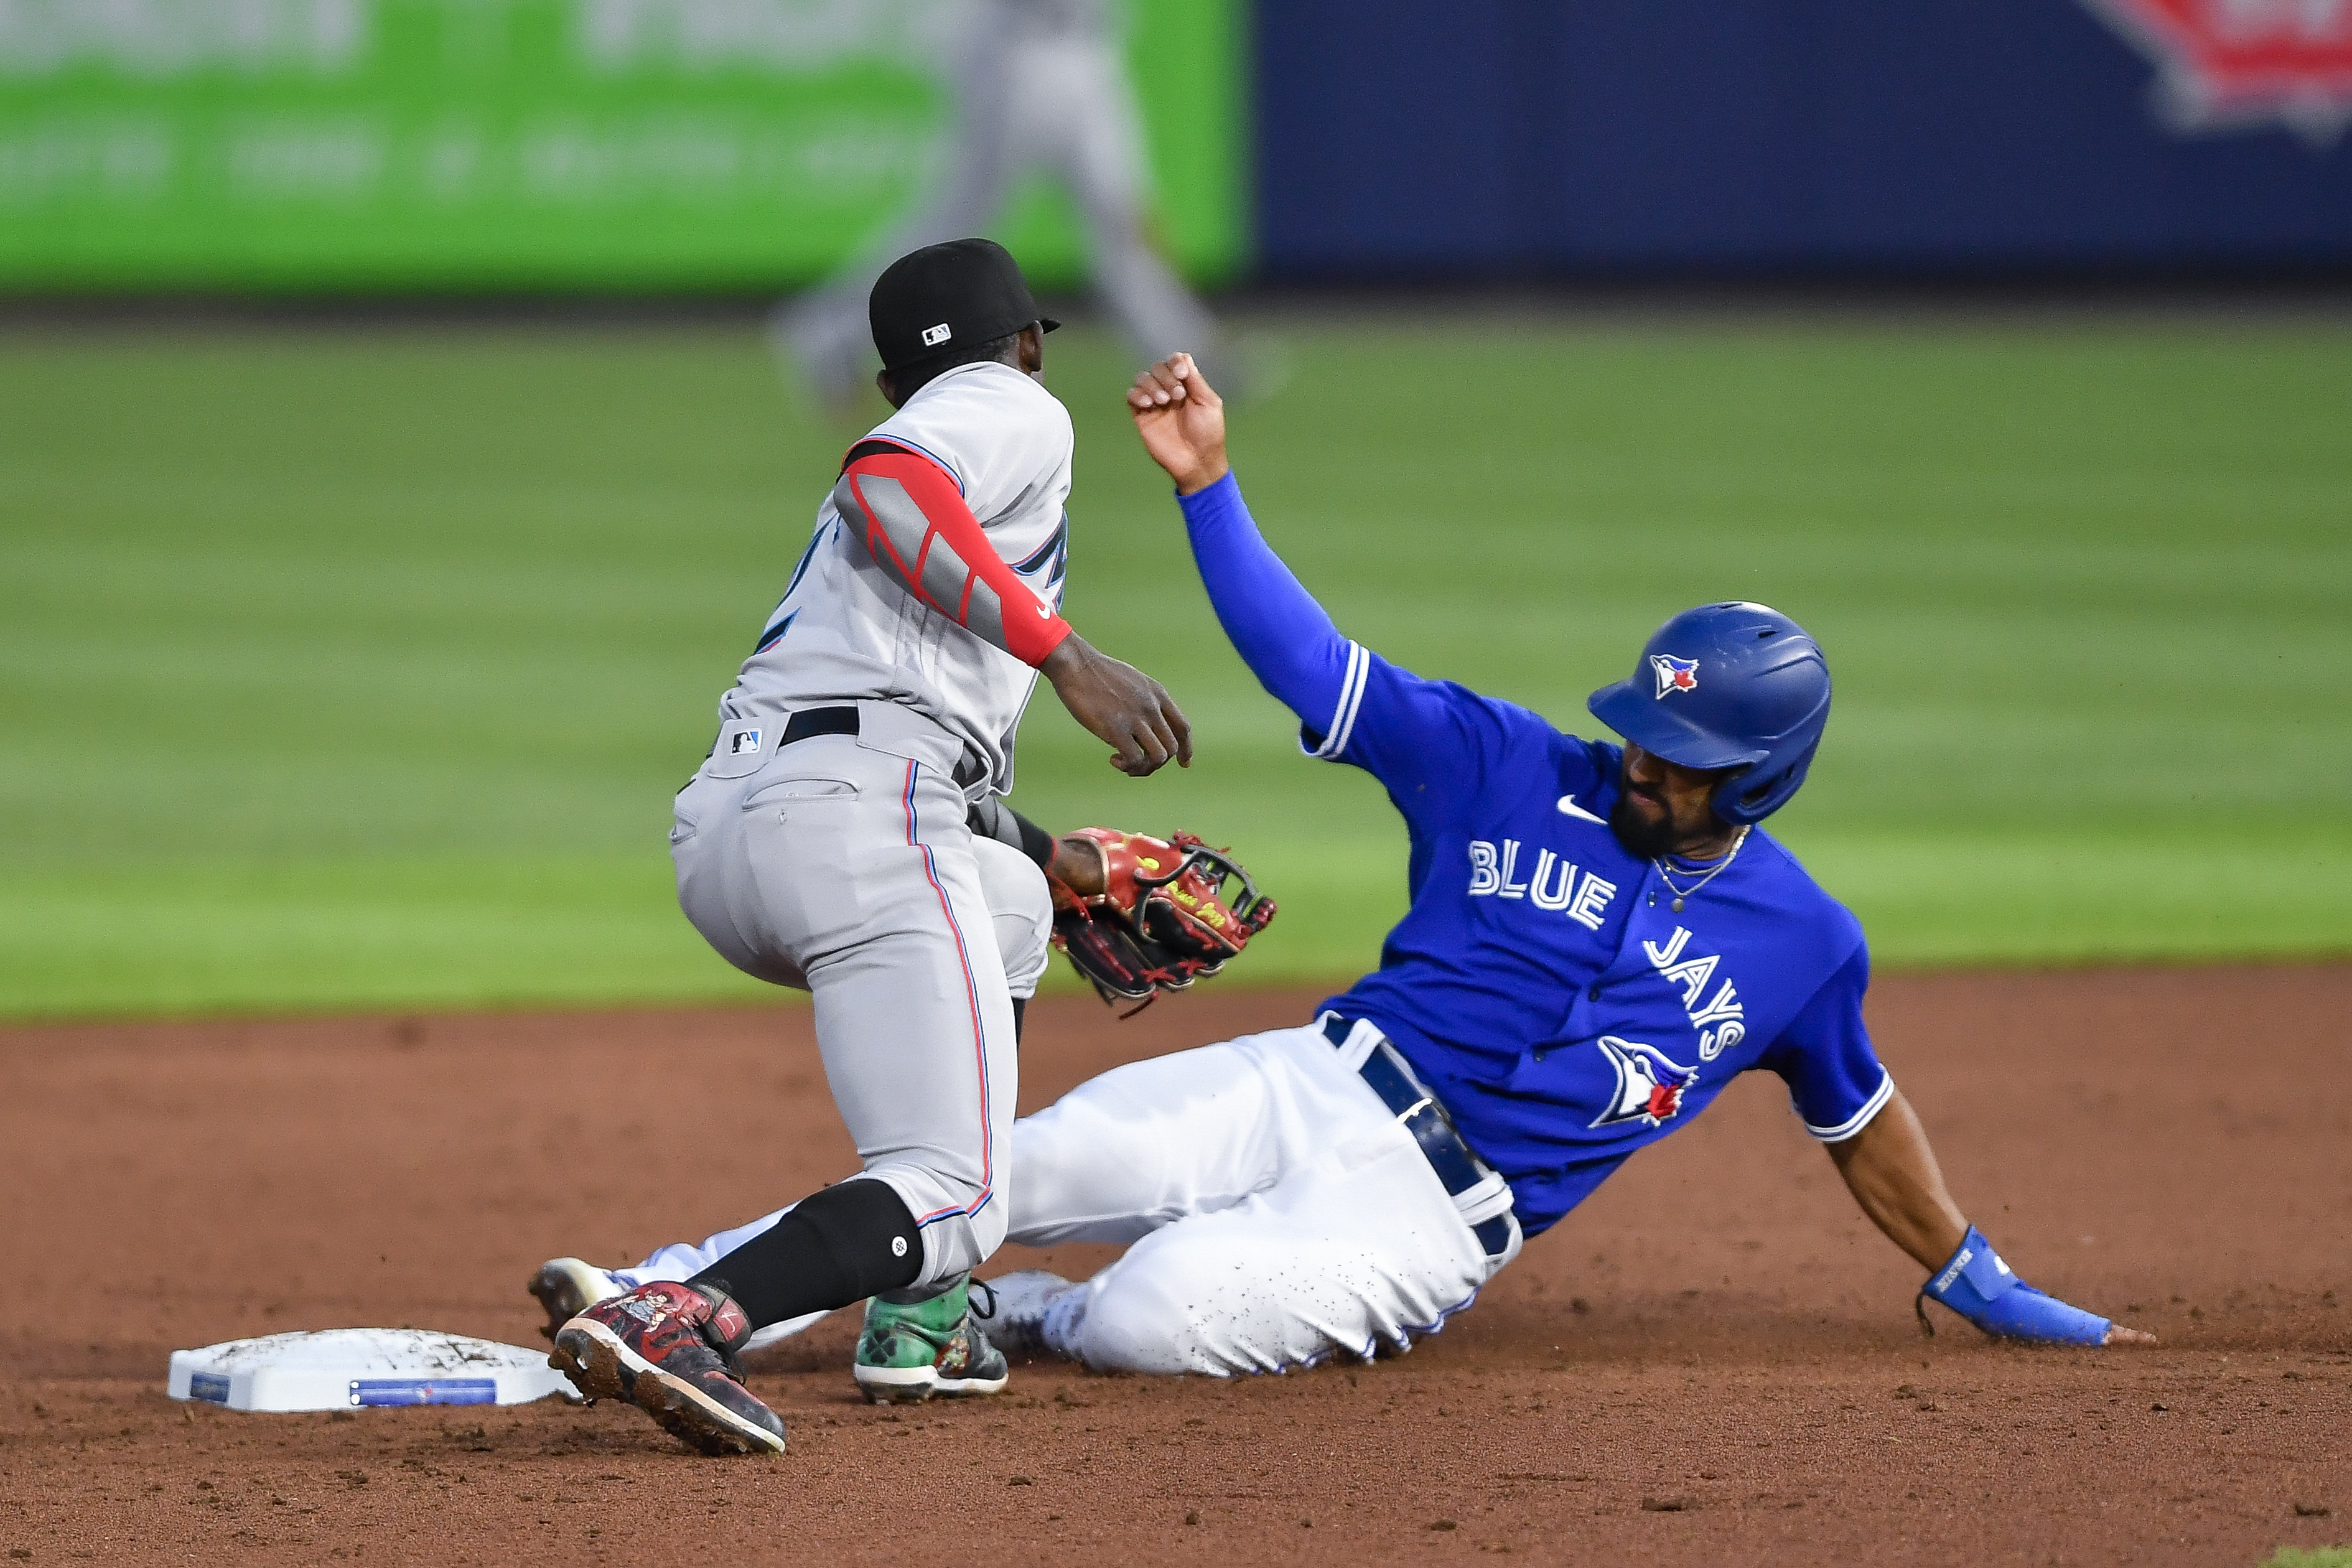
[[1012, 996, 1025, 1043], [691, 1178, 923, 1330]]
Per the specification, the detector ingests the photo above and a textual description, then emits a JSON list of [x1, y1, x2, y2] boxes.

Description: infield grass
[[3, 312, 2348, 1018]]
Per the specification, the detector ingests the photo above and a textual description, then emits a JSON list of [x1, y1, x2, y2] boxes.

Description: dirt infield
[[2, 965, 2346, 1566]]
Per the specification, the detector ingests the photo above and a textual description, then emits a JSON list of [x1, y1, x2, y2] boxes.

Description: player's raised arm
[[1127, 355, 1355, 732], [834, 437, 1190, 776], [1826, 1087, 2156, 1347]]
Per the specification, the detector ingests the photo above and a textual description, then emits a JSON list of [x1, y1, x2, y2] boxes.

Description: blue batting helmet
[[1585, 602, 1831, 826]]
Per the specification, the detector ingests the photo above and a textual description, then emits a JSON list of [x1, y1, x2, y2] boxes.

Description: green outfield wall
[[0, 0, 1244, 291]]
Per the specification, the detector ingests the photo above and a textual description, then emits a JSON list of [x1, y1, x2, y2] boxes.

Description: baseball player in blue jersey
[[567, 348, 2155, 1384], [938, 353, 2157, 1373]]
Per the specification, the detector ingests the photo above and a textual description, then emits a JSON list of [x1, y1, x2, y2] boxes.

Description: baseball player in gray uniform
[[543, 238, 1190, 1457], [775, 0, 1225, 408]]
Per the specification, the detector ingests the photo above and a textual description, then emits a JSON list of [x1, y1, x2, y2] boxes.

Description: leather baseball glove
[[1048, 829, 1277, 1012]]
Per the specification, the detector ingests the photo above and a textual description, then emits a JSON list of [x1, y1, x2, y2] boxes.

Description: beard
[[1609, 788, 1685, 861]]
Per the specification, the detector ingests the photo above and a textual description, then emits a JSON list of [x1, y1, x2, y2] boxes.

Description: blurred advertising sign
[[2083, 0, 2352, 141], [0, 0, 1244, 290]]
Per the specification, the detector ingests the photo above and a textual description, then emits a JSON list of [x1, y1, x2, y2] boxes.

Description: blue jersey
[[1178, 474, 1890, 1237]]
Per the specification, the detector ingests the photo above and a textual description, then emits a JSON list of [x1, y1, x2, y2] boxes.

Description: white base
[[167, 1328, 584, 1412]]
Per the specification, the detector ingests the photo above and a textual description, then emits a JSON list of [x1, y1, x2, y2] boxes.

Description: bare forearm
[[1039, 633, 1192, 777], [1826, 1087, 1968, 1271], [1046, 835, 1104, 895], [961, 801, 1115, 902], [1831, 1083, 2152, 1346]]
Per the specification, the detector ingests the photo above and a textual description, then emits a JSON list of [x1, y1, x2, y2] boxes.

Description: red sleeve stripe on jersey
[[831, 440, 1072, 668]]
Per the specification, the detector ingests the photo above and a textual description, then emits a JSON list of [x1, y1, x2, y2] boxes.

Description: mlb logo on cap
[[869, 237, 1060, 373]]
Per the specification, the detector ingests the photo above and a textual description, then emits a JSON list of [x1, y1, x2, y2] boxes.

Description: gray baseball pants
[[670, 701, 1048, 1287]]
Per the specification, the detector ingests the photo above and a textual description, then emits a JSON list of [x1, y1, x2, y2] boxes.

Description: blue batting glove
[[1917, 1225, 2111, 1345]]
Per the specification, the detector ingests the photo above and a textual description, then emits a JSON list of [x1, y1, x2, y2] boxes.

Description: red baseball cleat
[[551, 1281, 785, 1456]]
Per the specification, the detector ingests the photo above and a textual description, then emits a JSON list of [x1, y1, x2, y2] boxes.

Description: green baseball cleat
[[853, 1274, 1010, 1403]]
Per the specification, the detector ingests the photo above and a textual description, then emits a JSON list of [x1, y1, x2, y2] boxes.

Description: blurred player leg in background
[[772, 0, 1230, 411], [1017, 11, 1221, 370], [771, 9, 1013, 408]]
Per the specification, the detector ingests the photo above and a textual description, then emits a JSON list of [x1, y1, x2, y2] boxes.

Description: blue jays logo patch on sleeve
[[1589, 1035, 1701, 1128], [1651, 654, 1700, 698]]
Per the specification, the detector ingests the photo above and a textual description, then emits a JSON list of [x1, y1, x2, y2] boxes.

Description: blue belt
[[1323, 1014, 1514, 1258]]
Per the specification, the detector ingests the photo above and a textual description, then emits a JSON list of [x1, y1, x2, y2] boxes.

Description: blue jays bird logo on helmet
[[1588, 1036, 1701, 1129], [1589, 603, 1832, 826]]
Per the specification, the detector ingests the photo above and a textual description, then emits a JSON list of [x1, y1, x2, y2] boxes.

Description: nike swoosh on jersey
[[1556, 794, 1608, 824]]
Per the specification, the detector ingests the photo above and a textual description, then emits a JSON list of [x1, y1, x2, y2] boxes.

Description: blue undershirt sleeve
[[1176, 471, 1526, 819], [1175, 471, 1353, 732]]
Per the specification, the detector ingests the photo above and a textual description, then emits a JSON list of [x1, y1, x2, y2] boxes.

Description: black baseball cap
[[869, 238, 1060, 373]]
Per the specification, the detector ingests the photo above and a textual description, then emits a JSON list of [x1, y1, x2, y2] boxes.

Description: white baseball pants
[[669, 702, 1050, 1288], [1010, 1020, 1519, 1374], [622, 1019, 1519, 1374]]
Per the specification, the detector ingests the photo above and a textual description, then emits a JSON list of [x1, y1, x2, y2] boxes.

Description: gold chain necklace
[[1651, 826, 1752, 913]]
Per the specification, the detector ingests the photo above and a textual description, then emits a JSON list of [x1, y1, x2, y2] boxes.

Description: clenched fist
[[1127, 353, 1230, 497]]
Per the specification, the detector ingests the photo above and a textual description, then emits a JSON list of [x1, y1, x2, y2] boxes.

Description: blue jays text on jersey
[[1175, 471, 1891, 1237]]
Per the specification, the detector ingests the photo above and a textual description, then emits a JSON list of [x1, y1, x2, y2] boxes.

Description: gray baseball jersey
[[719, 359, 1072, 796], [671, 356, 1075, 1288]]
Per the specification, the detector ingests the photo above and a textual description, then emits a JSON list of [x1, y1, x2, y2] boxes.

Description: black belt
[[782, 706, 860, 745], [1323, 1014, 1514, 1258], [782, 705, 986, 790]]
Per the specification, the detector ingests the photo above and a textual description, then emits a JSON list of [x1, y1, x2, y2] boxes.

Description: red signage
[[2084, 0, 2352, 139]]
